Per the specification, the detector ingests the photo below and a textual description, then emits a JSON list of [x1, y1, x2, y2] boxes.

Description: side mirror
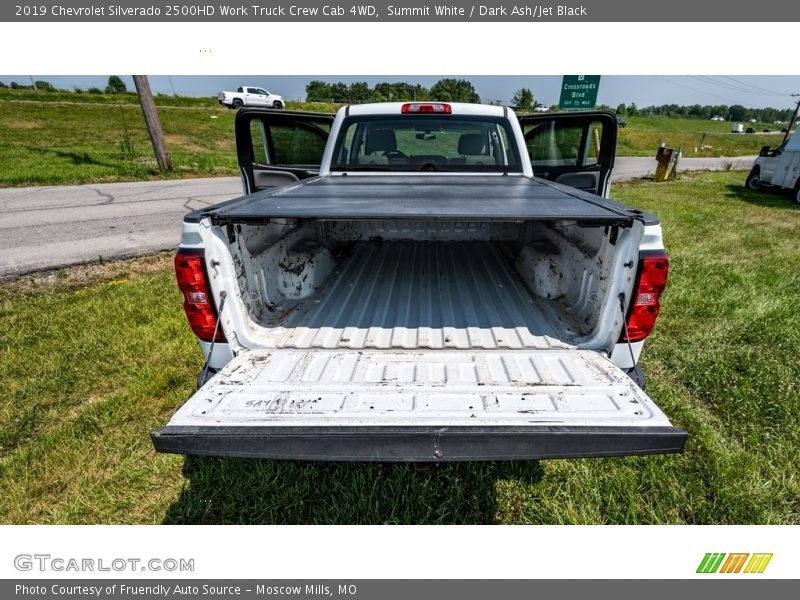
[[759, 145, 771, 157]]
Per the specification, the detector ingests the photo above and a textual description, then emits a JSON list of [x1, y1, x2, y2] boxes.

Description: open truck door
[[519, 111, 617, 197], [236, 108, 335, 193]]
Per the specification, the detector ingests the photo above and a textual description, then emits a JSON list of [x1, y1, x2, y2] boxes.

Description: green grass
[[0, 90, 342, 187], [1, 171, 798, 524], [1, 89, 787, 186], [618, 115, 787, 158]]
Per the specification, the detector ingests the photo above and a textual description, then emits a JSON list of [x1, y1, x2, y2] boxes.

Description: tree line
[[1, 76, 793, 123], [305, 79, 480, 103], [614, 102, 794, 123], [0, 76, 128, 94]]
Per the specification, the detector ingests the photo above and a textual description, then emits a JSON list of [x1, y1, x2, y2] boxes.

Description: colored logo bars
[[696, 553, 773, 574]]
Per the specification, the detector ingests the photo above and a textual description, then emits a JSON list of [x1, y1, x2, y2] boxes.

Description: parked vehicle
[[217, 86, 284, 109], [746, 127, 755, 134], [616, 116, 627, 128], [746, 131, 800, 204], [731, 123, 744, 133], [152, 103, 687, 461]]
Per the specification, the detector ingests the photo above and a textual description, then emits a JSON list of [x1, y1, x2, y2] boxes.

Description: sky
[[1, 75, 798, 109]]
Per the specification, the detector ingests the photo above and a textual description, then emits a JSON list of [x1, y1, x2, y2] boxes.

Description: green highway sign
[[559, 75, 601, 109]]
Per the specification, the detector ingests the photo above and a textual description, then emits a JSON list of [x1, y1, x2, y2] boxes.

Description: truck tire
[[745, 167, 761, 190], [272, 101, 283, 109], [232, 98, 244, 109], [794, 184, 800, 205]]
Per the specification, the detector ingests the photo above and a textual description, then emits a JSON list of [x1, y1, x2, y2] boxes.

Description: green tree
[[512, 88, 534, 111], [430, 78, 480, 103], [729, 104, 747, 121], [628, 102, 638, 116], [105, 75, 127, 94], [615, 103, 627, 116], [330, 82, 349, 103], [348, 82, 370, 103], [305, 80, 332, 102]]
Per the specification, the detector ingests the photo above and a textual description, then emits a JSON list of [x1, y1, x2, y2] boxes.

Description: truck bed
[[206, 175, 641, 223], [274, 241, 573, 350]]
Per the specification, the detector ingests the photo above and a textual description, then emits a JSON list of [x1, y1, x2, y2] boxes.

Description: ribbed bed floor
[[275, 241, 574, 350]]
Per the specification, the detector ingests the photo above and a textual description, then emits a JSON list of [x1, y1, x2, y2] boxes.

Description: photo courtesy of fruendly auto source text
[[0, 0, 798, 592]]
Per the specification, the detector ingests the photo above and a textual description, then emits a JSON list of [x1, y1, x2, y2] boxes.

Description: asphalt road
[[0, 156, 755, 277]]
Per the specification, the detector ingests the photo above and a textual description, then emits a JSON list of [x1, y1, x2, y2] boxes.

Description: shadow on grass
[[25, 146, 121, 170], [163, 457, 543, 524], [725, 183, 798, 210]]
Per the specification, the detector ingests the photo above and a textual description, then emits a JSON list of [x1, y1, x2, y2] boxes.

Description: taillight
[[401, 102, 452, 114], [174, 250, 225, 342], [621, 252, 669, 343]]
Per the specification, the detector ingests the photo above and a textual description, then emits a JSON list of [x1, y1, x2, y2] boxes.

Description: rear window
[[331, 115, 521, 172]]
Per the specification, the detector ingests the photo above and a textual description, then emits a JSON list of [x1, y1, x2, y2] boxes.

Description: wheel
[[794, 185, 800, 205], [272, 101, 283, 110], [746, 168, 761, 190], [232, 98, 243, 109]]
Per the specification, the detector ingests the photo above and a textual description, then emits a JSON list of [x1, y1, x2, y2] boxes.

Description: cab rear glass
[[331, 115, 522, 172]]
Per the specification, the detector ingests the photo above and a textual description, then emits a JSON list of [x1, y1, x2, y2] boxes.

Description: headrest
[[365, 129, 397, 154], [458, 133, 486, 155]]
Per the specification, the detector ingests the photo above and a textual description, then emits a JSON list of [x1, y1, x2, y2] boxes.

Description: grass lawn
[[1, 89, 789, 187], [0, 91, 340, 187], [618, 115, 787, 159], [0, 171, 798, 523]]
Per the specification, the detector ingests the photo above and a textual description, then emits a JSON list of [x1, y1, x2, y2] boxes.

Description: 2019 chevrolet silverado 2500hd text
[[152, 102, 686, 461]]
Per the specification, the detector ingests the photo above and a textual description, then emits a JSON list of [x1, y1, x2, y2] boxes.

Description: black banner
[[5, 580, 798, 600], [4, 0, 800, 22]]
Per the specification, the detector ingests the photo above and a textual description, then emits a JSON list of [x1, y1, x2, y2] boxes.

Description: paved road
[[0, 156, 755, 276], [610, 155, 755, 182], [0, 177, 240, 277]]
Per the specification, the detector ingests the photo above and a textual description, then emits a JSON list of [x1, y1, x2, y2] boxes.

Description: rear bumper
[[151, 425, 687, 462]]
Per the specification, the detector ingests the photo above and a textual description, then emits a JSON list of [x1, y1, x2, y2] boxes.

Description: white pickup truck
[[152, 102, 686, 461], [217, 86, 284, 109]]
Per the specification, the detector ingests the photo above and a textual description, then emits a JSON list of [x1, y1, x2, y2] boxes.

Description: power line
[[720, 76, 793, 96], [688, 75, 783, 97], [652, 76, 734, 103]]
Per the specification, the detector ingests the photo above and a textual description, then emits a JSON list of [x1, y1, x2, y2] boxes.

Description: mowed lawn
[[0, 171, 798, 524], [0, 95, 339, 187], [1, 89, 788, 187], [617, 115, 787, 158]]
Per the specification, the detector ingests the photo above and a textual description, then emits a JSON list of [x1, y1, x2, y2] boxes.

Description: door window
[[248, 118, 331, 166], [524, 119, 605, 168]]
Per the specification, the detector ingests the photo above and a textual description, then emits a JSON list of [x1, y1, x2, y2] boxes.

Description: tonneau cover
[[207, 175, 642, 223]]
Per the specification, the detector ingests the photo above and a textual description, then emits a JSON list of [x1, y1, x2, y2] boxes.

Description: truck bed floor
[[275, 241, 575, 350]]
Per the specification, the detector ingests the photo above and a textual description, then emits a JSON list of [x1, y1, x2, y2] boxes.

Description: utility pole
[[133, 75, 173, 172], [781, 94, 800, 146]]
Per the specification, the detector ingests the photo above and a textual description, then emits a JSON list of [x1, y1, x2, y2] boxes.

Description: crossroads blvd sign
[[559, 75, 601, 109]]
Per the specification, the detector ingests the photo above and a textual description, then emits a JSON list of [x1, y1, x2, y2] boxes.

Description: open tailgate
[[152, 349, 686, 461]]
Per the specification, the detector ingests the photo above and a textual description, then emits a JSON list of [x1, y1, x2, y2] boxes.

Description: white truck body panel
[[752, 131, 800, 197], [167, 349, 673, 429]]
